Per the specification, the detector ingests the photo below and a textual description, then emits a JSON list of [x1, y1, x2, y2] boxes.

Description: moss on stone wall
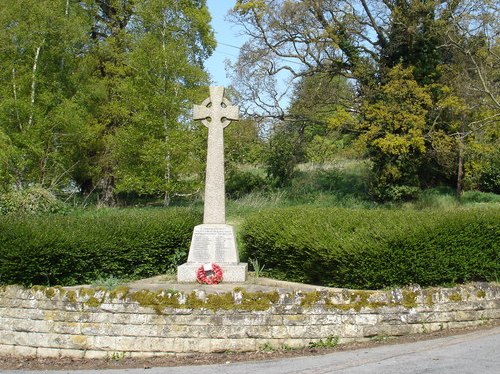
[[13, 283, 495, 315], [449, 293, 463, 302], [477, 290, 486, 299], [402, 290, 418, 308]]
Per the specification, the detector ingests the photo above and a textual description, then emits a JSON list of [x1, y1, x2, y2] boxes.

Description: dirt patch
[[1, 323, 497, 371]]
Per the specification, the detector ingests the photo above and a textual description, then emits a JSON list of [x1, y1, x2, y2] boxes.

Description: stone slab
[[187, 224, 239, 264]]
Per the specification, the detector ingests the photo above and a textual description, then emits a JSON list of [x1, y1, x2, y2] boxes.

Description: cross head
[[193, 86, 239, 128]]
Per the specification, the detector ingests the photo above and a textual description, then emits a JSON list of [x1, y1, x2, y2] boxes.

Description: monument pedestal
[[177, 224, 247, 283]]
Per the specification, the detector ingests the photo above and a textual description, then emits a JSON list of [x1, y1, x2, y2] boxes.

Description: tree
[[109, 0, 215, 206], [0, 0, 216, 205], [229, 0, 499, 196], [359, 65, 431, 200], [288, 73, 358, 165], [0, 0, 91, 191], [265, 125, 300, 187], [442, 0, 500, 195]]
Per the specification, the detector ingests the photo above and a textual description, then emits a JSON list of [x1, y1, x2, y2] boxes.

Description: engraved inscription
[[190, 233, 211, 262], [187, 225, 238, 263], [215, 236, 227, 263]]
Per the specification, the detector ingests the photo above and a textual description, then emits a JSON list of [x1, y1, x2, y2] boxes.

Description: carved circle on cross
[[198, 96, 233, 129]]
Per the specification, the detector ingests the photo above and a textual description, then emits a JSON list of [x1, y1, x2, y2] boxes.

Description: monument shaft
[[204, 125, 225, 223]]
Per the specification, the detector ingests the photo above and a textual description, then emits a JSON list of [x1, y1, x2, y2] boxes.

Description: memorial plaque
[[187, 225, 238, 264]]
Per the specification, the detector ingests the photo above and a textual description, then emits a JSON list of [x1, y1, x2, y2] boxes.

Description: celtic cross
[[193, 86, 239, 224]]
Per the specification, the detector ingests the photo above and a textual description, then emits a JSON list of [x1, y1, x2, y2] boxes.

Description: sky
[[204, 1, 292, 110], [205, 0, 244, 87]]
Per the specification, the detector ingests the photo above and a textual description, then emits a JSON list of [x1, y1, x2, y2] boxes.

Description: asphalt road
[[2, 327, 499, 374]]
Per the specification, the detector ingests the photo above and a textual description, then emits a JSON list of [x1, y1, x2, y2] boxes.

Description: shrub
[[0, 208, 201, 286], [241, 207, 499, 289], [226, 170, 269, 199], [0, 186, 69, 215], [477, 154, 500, 194], [265, 131, 299, 187], [461, 191, 500, 204]]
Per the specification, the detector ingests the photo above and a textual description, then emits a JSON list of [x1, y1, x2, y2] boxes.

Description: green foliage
[[0, 208, 201, 286], [230, 0, 499, 199], [0, 186, 69, 215], [305, 136, 340, 165], [259, 342, 275, 352], [226, 169, 269, 199], [461, 191, 500, 204], [265, 130, 299, 187], [109, 0, 215, 203], [0, 0, 92, 191], [248, 258, 266, 277], [413, 187, 459, 209], [359, 65, 431, 201], [289, 73, 356, 127], [381, 0, 445, 84], [0, 0, 215, 205], [284, 161, 372, 207], [241, 207, 500, 289], [225, 119, 265, 166], [309, 336, 339, 349], [91, 275, 124, 290], [380, 185, 421, 203], [477, 155, 500, 194]]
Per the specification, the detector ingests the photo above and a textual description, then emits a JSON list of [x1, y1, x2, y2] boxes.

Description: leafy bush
[[0, 208, 201, 286], [265, 130, 299, 187], [226, 170, 269, 199], [477, 157, 500, 194], [0, 186, 69, 215], [461, 191, 500, 204], [370, 182, 421, 203], [241, 207, 499, 289]]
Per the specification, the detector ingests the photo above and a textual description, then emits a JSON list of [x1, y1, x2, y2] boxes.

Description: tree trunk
[[161, 23, 171, 208], [456, 135, 464, 198], [101, 174, 116, 206], [28, 44, 42, 127], [61, 0, 70, 71], [163, 190, 171, 207]]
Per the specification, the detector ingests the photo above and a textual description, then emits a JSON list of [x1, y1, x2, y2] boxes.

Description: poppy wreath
[[196, 263, 224, 285]]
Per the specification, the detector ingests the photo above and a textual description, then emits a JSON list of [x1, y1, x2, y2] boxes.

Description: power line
[[212, 49, 239, 59], [216, 42, 303, 65]]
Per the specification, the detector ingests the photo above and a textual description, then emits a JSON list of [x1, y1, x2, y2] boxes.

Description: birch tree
[[106, 0, 215, 205], [0, 0, 90, 190]]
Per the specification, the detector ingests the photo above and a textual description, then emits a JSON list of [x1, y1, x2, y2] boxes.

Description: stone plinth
[[177, 224, 247, 282]]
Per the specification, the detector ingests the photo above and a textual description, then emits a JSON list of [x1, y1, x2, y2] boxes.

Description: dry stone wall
[[0, 283, 498, 359]]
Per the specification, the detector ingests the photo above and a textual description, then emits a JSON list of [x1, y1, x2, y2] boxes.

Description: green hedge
[[0, 208, 201, 286], [241, 207, 500, 289]]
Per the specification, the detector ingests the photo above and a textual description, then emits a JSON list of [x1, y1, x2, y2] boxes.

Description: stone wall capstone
[[0, 283, 498, 359]]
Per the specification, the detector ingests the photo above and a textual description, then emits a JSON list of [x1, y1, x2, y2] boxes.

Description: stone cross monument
[[193, 86, 238, 224], [177, 86, 247, 282]]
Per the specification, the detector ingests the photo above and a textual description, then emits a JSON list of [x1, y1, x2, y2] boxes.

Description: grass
[[226, 160, 499, 224], [91, 275, 125, 290], [56, 158, 498, 223]]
